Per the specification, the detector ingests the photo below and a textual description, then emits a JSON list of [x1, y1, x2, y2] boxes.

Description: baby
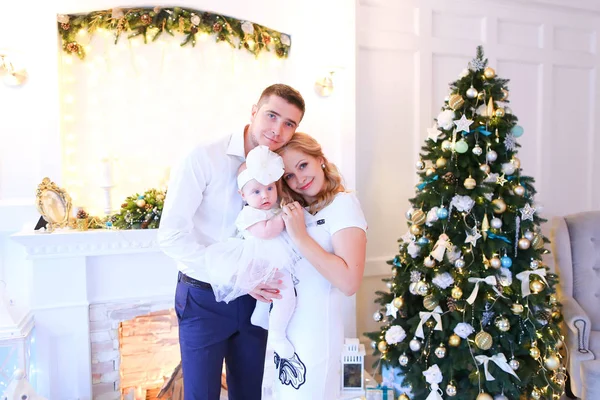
[[208, 145, 299, 358]]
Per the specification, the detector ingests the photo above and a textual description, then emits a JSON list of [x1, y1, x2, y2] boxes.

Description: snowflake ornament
[[504, 133, 517, 151]]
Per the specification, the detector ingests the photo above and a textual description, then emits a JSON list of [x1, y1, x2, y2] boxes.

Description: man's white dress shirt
[[157, 130, 246, 283]]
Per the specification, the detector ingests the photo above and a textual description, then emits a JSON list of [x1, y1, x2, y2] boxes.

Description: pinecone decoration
[[61, 23, 71, 31], [443, 172, 458, 184], [190, 26, 198, 34], [66, 42, 80, 53], [262, 34, 271, 44], [140, 13, 152, 25], [141, 221, 150, 229], [212, 22, 222, 32], [76, 209, 89, 219], [276, 47, 285, 57], [447, 297, 457, 312]]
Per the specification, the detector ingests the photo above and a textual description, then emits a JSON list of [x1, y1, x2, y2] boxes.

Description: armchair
[[550, 212, 600, 398]]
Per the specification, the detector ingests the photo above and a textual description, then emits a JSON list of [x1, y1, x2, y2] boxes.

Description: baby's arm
[[246, 214, 284, 239]]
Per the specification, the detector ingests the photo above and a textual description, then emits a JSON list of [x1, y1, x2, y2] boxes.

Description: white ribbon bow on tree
[[466, 275, 499, 304], [515, 268, 548, 297], [237, 145, 285, 189], [415, 306, 443, 339], [475, 353, 521, 381], [423, 364, 444, 400]]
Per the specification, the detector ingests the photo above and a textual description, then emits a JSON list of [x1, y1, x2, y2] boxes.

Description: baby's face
[[241, 180, 278, 210]]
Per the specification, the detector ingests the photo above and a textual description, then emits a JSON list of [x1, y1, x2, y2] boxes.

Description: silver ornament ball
[[486, 150, 498, 162], [454, 258, 466, 268], [472, 144, 483, 156], [530, 259, 540, 269], [491, 217, 503, 229], [399, 353, 409, 366], [494, 395, 509, 400], [434, 345, 447, 358], [466, 86, 478, 99], [524, 230, 535, 240], [509, 358, 520, 370], [441, 140, 453, 152], [446, 384, 457, 396], [386, 281, 393, 289], [416, 160, 425, 170], [409, 338, 422, 351], [514, 185, 526, 196], [405, 207, 415, 220], [373, 311, 383, 322], [518, 238, 531, 250]]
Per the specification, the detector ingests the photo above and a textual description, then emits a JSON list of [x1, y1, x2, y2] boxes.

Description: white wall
[[355, 0, 600, 362], [0, 0, 356, 331]]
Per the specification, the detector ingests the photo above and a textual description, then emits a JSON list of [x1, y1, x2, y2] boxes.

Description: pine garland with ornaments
[[57, 6, 291, 60], [365, 47, 565, 400], [111, 188, 165, 229]]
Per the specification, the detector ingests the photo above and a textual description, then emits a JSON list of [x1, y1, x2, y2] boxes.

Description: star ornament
[[427, 123, 442, 142], [454, 114, 473, 133], [386, 302, 399, 318], [496, 173, 508, 186], [520, 203, 536, 221], [465, 228, 482, 246]]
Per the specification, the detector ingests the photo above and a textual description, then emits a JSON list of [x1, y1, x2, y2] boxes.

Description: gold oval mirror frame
[[35, 177, 72, 232]]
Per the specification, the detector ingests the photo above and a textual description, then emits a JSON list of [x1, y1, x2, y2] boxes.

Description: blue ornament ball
[[437, 207, 449, 219], [417, 237, 430, 246], [511, 125, 524, 137], [501, 256, 513, 268]]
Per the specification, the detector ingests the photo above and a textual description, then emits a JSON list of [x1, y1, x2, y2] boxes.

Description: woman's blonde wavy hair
[[276, 132, 345, 215]]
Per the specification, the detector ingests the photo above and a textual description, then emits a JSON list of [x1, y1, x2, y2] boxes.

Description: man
[[158, 84, 305, 399]]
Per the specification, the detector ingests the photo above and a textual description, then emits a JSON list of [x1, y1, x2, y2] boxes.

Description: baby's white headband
[[237, 145, 285, 190]]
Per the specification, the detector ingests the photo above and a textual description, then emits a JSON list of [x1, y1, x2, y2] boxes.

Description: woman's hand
[[281, 201, 308, 243]]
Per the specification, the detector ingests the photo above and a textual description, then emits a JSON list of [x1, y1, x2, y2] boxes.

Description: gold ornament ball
[[476, 393, 493, 400], [377, 340, 388, 353], [531, 388, 541, 400], [490, 256, 502, 269], [544, 354, 560, 371], [441, 140, 453, 151], [393, 297, 404, 309], [511, 303, 524, 314], [549, 294, 558, 305], [530, 280, 545, 294], [480, 163, 491, 174], [448, 334, 461, 347], [492, 198, 507, 214], [514, 185, 526, 196], [426, 167, 436, 176], [532, 235, 544, 250], [518, 238, 531, 250], [417, 281, 430, 296], [494, 316, 511, 332], [477, 91, 485, 100], [483, 67, 496, 79], [530, 345, 541, 359], [436, 157, 447, 168], [446, 383, 457, 396], [398, 395, 410, 400], [423, 295, 438, 311], [410, 224, 422, 235], [475, 331, 493, 350], [512, 157, 521, 168], [451, 286, 463, 299], [449, 94, 465, 110], [501, 88, 510, 100], [136, 199, 146, 208], [464, 176, 477, 190], [411, 209, 426, 225], [495, 108, 505, 118]]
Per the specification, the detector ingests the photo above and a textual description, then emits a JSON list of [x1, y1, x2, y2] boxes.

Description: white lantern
[[0, 284, 35, 391], [341, 338, 365, 391]]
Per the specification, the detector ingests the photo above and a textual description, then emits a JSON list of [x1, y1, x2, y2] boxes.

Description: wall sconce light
[[0, 52, 28, 87], [314, 71, 334, 97]]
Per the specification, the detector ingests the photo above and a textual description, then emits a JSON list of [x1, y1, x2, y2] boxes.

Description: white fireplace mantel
[[11, 229, 177, 400]]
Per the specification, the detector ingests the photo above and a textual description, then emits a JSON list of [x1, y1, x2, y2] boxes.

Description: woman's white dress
[[272, 192, 367, 400], [206, 206, 299, 303]]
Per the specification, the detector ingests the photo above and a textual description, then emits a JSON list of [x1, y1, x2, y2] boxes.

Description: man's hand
[[248, 270, 285, 303]]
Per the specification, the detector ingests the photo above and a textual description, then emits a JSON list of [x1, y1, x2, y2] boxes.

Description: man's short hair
[[257, 84, 305, 119]]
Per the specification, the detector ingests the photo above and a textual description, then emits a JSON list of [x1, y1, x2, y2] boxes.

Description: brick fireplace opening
[[89, 299, 181, 400]]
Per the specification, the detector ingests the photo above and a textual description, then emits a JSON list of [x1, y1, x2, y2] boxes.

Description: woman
[[272, 132, 367, 399]]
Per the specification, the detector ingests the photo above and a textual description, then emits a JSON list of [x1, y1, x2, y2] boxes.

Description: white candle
[[100, 158, 113, 187]]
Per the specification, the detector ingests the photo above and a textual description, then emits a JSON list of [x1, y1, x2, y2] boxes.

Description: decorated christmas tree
[[366, 47, 566, 400]]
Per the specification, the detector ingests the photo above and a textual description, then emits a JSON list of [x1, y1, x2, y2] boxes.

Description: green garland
[[57, 7, 291, 60], [110, 188, 166, 229]]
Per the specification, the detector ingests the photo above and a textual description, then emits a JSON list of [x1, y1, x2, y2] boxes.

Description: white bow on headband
[[237, 145, 285, 189]]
